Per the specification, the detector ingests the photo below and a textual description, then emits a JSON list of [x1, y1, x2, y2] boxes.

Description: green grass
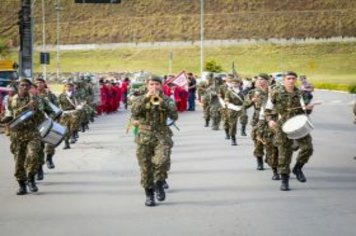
[[9, 41, 356, 91]]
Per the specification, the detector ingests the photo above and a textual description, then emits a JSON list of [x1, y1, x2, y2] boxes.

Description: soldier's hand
[[132, 120, 140, 127], [27, 100, 37, 110], [268, 120, 277, 128], [305, 104, 314, 110]]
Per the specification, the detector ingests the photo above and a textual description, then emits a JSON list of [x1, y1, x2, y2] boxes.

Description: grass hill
[[1, 0, 356, 45]]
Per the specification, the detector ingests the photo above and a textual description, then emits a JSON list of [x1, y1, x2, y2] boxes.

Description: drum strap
[[65, 95, 77, 108]]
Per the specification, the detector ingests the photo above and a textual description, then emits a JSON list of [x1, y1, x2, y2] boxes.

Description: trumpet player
[[131, 76, 178, 207]]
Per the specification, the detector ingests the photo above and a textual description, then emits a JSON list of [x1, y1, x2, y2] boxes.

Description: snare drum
[[38, 118, 67, 147], [282, 115, 314, 139], [9, 110, 34, 130]]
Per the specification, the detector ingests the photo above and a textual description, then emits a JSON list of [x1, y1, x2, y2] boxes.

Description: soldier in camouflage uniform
[[59, 82, 80, 149], [8, 78, 52, 195], [244, 74, 279, 179], [224, 78, 245, 145], [131, 76, 178, 207], [206, 77, 222, 130], [220, 75, 232, 140], [265, 71, 314, 191], [34, 78, 59, 180], [197, 79, 211, 127]]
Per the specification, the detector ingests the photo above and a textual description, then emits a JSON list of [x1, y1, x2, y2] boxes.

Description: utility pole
[[19, 0, 33, 79], [200, 0, 204, 78], [55, 0, 62, 80], [41, 0, 46, 80]]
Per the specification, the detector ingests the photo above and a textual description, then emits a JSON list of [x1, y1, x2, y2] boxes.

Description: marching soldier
[[206, 77, 223, 130], [224, 77, 245, 145], [34, 78, 59, 179], [220, 75, 232, 140], [244, 74, 279, 179], [197, 79, 210, 127], [265, 71, 314, 191], [58, 81, 80, 149], [7, 78, 47, 194], [131, 75, 178, 207]]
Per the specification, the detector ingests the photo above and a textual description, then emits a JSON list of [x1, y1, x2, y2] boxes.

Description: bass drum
[[9, 110, 34, 130], [282, 115, 314, 139], [38, 119, 67, 147]]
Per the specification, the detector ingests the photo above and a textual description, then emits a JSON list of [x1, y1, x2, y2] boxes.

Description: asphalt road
[[0, 90, 355, 236]]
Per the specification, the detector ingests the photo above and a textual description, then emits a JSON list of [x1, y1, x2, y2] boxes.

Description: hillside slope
[[1, 0, 356, 45]]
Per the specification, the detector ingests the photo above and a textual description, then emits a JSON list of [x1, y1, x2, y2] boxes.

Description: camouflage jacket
[[58, 92, 78, 111], [131, 93, 178, 134], [225, 88, 245, 106], [8, 94, 53, 140], [243, 88, 268, 126], [38, 90, 59, 106], [265, 85, 309, 125]]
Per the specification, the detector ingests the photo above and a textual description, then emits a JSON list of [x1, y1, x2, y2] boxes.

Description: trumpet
[[150, 94, 163, 106]]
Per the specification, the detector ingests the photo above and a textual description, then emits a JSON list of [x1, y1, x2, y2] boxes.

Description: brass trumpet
[[150, 94, 163, 106]]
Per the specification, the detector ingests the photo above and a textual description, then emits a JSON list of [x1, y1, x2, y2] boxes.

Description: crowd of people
[[197, 72, 316, 191], [0, 70, 320, 207]]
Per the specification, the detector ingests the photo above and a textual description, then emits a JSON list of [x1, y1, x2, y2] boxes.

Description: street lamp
[[55, 0, 63, 80], [200, 0, 204, 78]]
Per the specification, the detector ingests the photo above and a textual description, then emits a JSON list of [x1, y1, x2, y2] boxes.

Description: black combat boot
[[292, 162, 307, 183], [16, 181, 27, 195], [256, 156, 264, 170], [36, 165, 44, 181], [272, 168, 281, 180], [241, 125, 247, 136], [155, 181, 166, 202], [231, 135, 237, 146], [144, 188, 155, 207], [280, 174, 290, 191], [224, 129, 230, 140], [27, 176, 38, 192], [63, 140, 71, 150], [204, 119, 209, 127], [74, 131, 79, 139], [81, 123, 86, 132], [162, 180, 169, 189], [46, 154, 55, 169], [85, 123, 89, 131], [70, 134, 76, 144]]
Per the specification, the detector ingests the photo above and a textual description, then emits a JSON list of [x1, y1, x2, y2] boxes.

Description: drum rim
[[9, 110, 35, 130]]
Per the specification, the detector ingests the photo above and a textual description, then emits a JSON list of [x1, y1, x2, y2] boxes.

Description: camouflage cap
[[148, 75, 162, 84], [258, 73, 270, 81], [19, 78, 32, 85]]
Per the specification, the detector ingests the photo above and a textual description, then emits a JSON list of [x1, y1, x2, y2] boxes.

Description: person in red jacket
[[121, 77, 130, 110], [98, 79, 108, 115], [111, 80, 122, 112]]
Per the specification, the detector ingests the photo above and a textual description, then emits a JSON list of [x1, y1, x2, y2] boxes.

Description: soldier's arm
[[131, 96, 149, 120], [243, 90, 254, 109], [166, 98, 178, 121]]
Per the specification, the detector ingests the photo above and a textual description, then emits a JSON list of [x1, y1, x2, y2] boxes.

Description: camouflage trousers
[[135, 131, 171, 189], [240, 109, 248, 126], [38, 142, 56, 166], [210, 107, 221, 129], [10, 133, 41, 181], [221, 108, 230, 130], [60, 111, 80, 142], [275, 127, 313, 175], [227, 109, 243, 136], [203, 101, 210, 121]]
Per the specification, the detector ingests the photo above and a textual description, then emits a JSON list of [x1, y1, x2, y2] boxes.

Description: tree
[[204, 59, 223, 73]]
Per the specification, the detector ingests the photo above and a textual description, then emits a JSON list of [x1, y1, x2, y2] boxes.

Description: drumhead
[[9, 110, 34, 130], [282, 115, 308, 133], [38, 119, 53, 138]]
